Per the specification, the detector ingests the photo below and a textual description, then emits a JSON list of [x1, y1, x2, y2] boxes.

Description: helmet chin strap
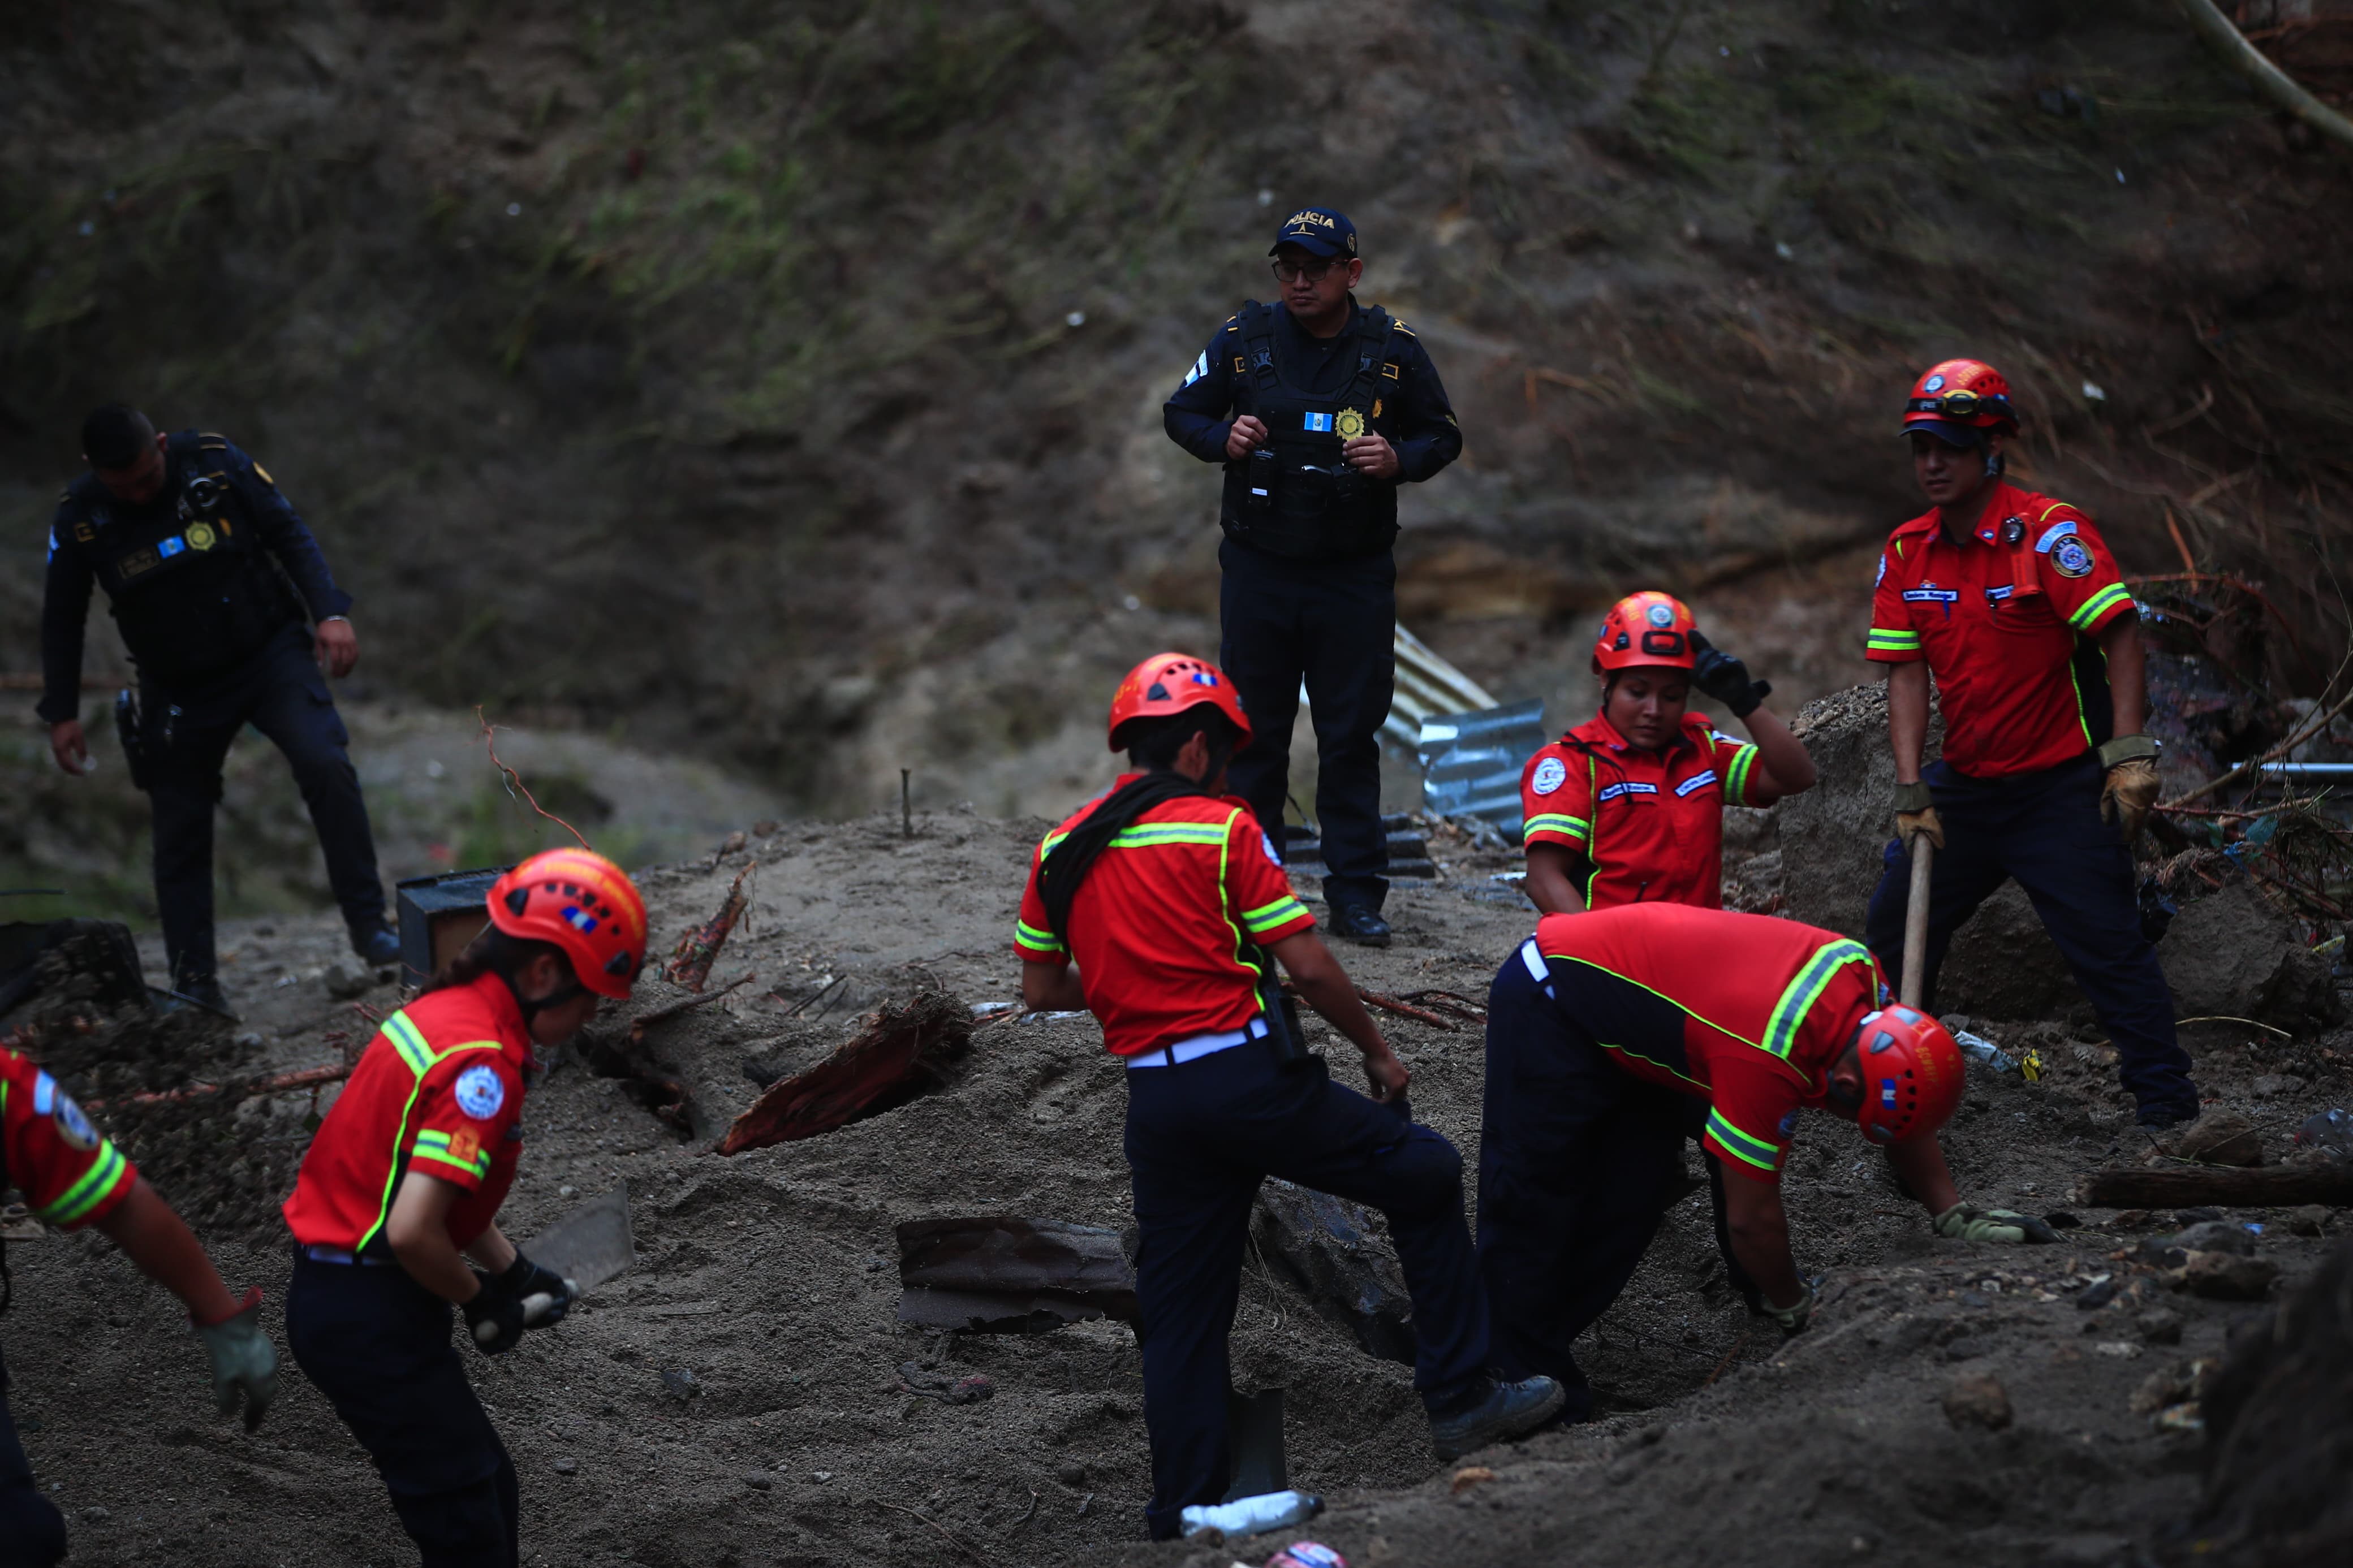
[[507, 973, 585, 1027], [1824, 1023, 1865, 1115]]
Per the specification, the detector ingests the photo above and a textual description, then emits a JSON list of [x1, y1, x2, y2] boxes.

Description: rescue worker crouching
[[1477, 904, 2056, 1423], [1163, 207, 1465, 948], [1862, 360, 2197, 1130], [281, 848, 647, 1568], [0, 1045, 276, 1566], [1016, 653, 1563, 1540], [40, 405, 399, 1013], [1520, 591, 1816, 915]]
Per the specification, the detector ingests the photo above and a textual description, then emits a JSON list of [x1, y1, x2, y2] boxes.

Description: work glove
[[2097, 736, 2162, 844], [494, 1250, 576, 1331], [1893, 781, 1943, 853], [1933, 1203, 2060, 1245], [464, 1272, 528, 1355], [1687, 631, 1771, 719], [1761, 1279, 1818, 1337], [192, 1286, 278, 1432]]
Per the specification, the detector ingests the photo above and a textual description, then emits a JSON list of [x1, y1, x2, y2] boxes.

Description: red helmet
[[1592, 591, 1699, 676], [486, 848, 649, 1000], [1901, 359, 2018, 446], [1850, 1004, 1965, 1145], [1106, 652, 1252, 752]]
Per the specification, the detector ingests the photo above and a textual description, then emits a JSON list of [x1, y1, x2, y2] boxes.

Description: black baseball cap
[[1269, 206, 1358, 260]]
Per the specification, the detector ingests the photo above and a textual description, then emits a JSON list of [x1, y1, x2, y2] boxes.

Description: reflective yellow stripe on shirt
[[1761, 940, 1874, 1060], [1705, 1108, 1781, 1173], [2068, 582, 2132, 632], [1106, 823, 1231, 849], [1866, 628, 1921, 654], [412, 1128, 493, 1181], [1723, 744, 1760, 807], [1523, 812, 1591, 844], [40, 1141, 129, 1226], [1014, 919, 1066, 955], [1240, 895, 1311, 935]]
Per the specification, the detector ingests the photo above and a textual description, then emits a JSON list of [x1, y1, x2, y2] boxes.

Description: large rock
[[1774, 683, 2337, 1029]]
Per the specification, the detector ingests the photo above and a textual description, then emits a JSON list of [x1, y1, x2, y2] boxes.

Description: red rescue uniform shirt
[[0, 1047, 137, 1230], [282, 971, 532, 1253], [1015, 777, 1316, 1057], [1865, 482, 2137, 779], [1532, 905, 1889, 1184], [1519, 712, 1762, 910]]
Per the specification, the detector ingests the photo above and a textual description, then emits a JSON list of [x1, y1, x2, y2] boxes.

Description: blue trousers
[[1475, 952, 1734, 1423], [1124, 1042, 1488, 1540], [1863, 754, 2197, 1122], [146, 624, 386, 987], [0, 1347, 66, 1568], [286, 1257, 518, 1568], [1218, 537, 1395, 913]]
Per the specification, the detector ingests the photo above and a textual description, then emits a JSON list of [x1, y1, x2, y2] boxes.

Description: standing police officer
[[1164, 207, 1462, 947], [39, 405, 397, 1012], [1862, 360, 2198, 1129]]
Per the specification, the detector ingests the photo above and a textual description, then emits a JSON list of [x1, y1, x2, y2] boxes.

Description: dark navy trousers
[[1124, 1042, 1487, 1540], [146, 624, 386, 987], [1863, 754, 2197, 1122], [0, 1347, 67, 1568], [1475, 952, 1742, 1423], [286, 1256, 518, 1567], [1218, 537, 1395, 914]]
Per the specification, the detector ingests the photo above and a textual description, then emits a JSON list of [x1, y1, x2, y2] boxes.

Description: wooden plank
[[2075, 1163, 2353, 1208]]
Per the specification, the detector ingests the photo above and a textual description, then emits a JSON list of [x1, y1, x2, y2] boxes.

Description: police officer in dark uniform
[[1163, 207, 1462, 947], [39, 405, 397, 1010]]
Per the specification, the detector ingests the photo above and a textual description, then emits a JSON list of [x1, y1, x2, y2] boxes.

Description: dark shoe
[[2138, 1104, 2201, 1132], [1428, 1375, 1567, 1461], [159, 977, 238, 1021], [355, 925, 402, 967], [1328, 903, 1392, 948]]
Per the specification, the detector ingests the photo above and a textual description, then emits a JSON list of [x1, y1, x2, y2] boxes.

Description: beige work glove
[[1893, 781, 1943, 852], [1933, 1203, 2059, 1245], [2098, 736, 2161, 844]]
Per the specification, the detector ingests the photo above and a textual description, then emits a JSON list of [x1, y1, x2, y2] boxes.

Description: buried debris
[[894, 1216, 1139, 1332], [665, 861, 756, 992], [717, 990, 973, 1155], [2075, 1163, 2353, 1210], [1250, 1179, 1415, 1366], [2175, 1111, 2266, 1169]]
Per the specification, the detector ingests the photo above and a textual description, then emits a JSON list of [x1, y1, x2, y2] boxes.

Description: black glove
[[1687, 631, 1770, 719], [463, 1273, 527, 1355], [495, 1251, 575, 1329]]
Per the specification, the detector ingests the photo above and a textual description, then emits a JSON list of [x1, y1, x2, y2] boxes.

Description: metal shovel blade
[[476, 1184, 636, 1340]]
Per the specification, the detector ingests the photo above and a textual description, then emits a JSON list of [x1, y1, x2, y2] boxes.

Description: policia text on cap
[[1164, 206, 1463, 949], [39, 405, 398, 1010]]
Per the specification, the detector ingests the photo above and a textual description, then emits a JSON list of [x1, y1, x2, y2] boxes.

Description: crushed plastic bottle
[[1951, 1027, 2018, 1074], [2293, 1108, 2352, 1158], [1180, 1491, 1322, 1540], [1266, 1545, 1349, 1568]]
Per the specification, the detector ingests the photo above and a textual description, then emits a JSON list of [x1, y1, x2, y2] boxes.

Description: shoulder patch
[[2050, 537, 2095, 578], [1875, 553, 1887, 588], [198, 432, 228, 450], [38, 1073, 100, 1153], [251, 460, 274, 486], [2033, 519, 2078, 553], [1390, 319, 1413, 335], [1530, 755, 1568, 796], [453, 1062, 507, 1120]]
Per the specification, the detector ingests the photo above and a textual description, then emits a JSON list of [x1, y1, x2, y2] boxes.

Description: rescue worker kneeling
[[1479, 904, 2054, 1422], [281, 848, 647, 1568], [1017, 654, 1563, 1540]]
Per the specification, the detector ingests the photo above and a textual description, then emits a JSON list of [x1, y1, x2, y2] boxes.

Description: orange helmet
[[1901, 359, 2018, 445], [1850, 1004, 1965, 1145], [1592, 591, 1699, 676], [486, 848, 648, 1000], [1107, 652, 1252, 752]]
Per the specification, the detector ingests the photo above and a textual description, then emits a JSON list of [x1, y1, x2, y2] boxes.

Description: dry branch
[[664, 861, 756, 991], [2175, 0, 2353, 154], [86, 1062, 351, 1111], [717, 990, 971, 1155]]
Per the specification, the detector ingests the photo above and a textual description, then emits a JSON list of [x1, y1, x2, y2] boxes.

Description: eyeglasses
[[1271, 258, 1339, 284], [1906, 389, 2009, 421]]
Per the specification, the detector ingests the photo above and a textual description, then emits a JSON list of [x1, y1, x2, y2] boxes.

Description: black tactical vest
[[57, 433, 305, 690], [1218, 301, 1402, 560]]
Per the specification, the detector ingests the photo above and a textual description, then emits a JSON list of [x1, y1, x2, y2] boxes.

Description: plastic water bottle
[[1951, 1028, 2016, 1074], [1179, 1490, 1322, 1540]]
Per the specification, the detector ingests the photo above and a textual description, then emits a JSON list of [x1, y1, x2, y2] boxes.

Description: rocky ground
[[3, 764, 2348, 1568]]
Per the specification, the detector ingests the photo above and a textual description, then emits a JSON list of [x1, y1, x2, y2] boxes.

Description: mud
[[0, 802, 2346, 1567]]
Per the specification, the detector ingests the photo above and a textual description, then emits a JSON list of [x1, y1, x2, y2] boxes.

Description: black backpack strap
[[1238, 299, 1282, 401], [1347, 305, 1398, 408]]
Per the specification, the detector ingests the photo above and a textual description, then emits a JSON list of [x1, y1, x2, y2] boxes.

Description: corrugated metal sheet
[[1417, 699, 1548, 836]]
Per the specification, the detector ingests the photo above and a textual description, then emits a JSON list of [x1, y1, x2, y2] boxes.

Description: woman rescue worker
[[281, 846, 647, 1568], [1520, 591, 1817, 915]]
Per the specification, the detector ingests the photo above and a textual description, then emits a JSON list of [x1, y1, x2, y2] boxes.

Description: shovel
[[1899, 838, 1933, 1010], [473, 1182, 634, 1343]]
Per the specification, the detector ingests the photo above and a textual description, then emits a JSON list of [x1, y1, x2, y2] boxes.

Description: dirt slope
[[2, 801, 2346, 1567]]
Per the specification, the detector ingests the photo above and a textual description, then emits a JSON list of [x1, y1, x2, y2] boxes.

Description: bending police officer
[[1861, 361, 2197, 1129], [40, 405, 398, 1011], [1016, 654, 1561, 1539], [1164, 208, 1463, 947]]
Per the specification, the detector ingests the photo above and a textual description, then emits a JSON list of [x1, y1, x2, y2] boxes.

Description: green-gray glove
[[1933, 1203, 2059, 1245], [1762, 1280, 1818, 1337], [193, 1286, 278, 1431]]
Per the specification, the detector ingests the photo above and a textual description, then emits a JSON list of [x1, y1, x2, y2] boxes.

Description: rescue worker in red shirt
[[1863, 360, 2197, 1129], [1017, 653, 1563, 1540], [1521, 591, 1816, 914], [1477, 904, 2050, 1420], [282, 847, 647, 1568], [0, 1044, 276, 1565]]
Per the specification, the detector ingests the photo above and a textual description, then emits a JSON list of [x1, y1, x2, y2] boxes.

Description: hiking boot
[[1328, 903, 1392, 948], [2138, 1104, 2201, 1132], [355, 925, 402, 969], [1428, 1375, 1567, 1461], [161, 976, 238, 1021]]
